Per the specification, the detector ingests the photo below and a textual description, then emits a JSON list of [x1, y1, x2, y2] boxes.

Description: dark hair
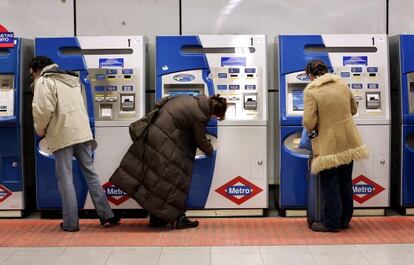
[[305, 60, 328, 78], [29, 56, 54, 72], [209, 95, 227, 121]]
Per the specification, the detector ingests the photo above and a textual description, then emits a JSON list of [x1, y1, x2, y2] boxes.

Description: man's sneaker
[[175, 216, 199, 230], [60, 223, 79, 232], [310, 222, 340, 233], [100, 216, 121, 226]]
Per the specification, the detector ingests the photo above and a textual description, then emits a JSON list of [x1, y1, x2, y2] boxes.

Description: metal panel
[[182, 0, 386, 185], [389, 0, 414, 35], [0, 0, 74, 38], [76, 0, 180, 108]]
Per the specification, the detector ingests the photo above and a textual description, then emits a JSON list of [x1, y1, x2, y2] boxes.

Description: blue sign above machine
[[343, 56, 368, 66], [221, 57, 246, 66], [99, 58, 124, 68]]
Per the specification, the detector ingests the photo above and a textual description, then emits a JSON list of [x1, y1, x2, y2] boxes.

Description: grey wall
[[76, 0, 180, 108], [1, 0, 391, 185], [182, 0, 387, 184], [0, 0, 74, 38], [389, 0, 414, 35]]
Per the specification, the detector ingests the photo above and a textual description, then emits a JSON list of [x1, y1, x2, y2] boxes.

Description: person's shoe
[[175, 216, 199, 230], [310, 222, 340, 233], [149, 214, 169, 228], [341, 222, 350, 229], [100, 216, 121, 226], [60, 223, 79, 232]]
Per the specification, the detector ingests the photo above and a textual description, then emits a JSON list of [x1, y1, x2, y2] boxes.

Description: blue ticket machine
[[34, 36, 146, 212], [156, 35, 268, 213], [390, 35, 414, 214], [279, 35, 390, 215], [0, 37, 33, 216]]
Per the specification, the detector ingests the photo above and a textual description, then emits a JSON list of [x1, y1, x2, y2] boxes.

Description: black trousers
[[319, 161, 354, 229]]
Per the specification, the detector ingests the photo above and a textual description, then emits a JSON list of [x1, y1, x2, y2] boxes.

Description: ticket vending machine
[[35, 36, 145, 211], [279, 35, 390, 215], [0, 38, 33, 216], [156, 35, 267, 214], [390, 35, 414, 214]]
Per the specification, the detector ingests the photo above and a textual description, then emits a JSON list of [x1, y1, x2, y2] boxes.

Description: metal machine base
[[186, 209, 264, 217], [285, 208, 385, 217], [0, 210, 23, 218], [402, 208, 414, 215]]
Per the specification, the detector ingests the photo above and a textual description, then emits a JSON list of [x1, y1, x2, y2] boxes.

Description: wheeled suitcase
[[306, 172, 323, 227]]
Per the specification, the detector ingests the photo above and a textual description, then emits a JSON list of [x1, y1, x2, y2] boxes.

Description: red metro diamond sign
[[0, 185, 12, 203], [215, 176, 263, 205], [102, 182, 129, 206], [352, 175, 385, 204]]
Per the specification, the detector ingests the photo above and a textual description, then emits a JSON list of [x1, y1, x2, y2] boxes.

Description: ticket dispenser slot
[[164, 84, 204, 97], [100, 104, 113, 118], [366, 91, 381, 110], [120, 94, 135, 112], [0, 75, 14, 116], [243, 94, 257, 110]]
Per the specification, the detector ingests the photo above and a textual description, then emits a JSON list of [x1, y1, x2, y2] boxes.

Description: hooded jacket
[[110, 95, 213, 222], [32, 64, 93, 152], [303, 73, 369, 174]]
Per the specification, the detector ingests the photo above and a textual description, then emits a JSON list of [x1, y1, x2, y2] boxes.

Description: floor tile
[[2, 255, 58, 265], [54, 255, 108, 265], [311, 251, 369, 265], [105, 254, 159, 265], [61, 247, 113, 257], [211, 246, 260, 255], [262, 253, 316, 265], [161, 247, 210, 255], [13, 247, 64, 256], [158, 254, 210, 265], [211, 254, 263, 265]]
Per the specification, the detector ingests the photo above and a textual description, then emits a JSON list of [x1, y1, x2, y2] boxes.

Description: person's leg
[[149, 214, 169, 228], [339, 161, 354, 228], [175, 210, 198, 230], [54, 146, 79, 231], [73, 142, 116, 223], [320, 167, 342, 229]]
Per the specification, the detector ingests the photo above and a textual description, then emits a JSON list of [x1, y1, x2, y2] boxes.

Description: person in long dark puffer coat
[[110, 94, 227, 229]]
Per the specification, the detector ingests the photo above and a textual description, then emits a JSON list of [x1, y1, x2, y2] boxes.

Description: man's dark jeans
[[319, 161, 354, 229]]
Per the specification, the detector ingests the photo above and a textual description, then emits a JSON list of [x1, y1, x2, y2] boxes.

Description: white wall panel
[[389, 0, 414, 35], [0, 0, 74, 38], [76, 0, 180, 107], [182, 0, 386, 185]]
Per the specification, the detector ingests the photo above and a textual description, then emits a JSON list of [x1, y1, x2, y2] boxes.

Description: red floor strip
[[1, 216, 414, 247]]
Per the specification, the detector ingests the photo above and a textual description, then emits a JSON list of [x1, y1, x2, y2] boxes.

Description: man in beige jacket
[[303, 60, 369, 232], [30, 56, 120, 231]]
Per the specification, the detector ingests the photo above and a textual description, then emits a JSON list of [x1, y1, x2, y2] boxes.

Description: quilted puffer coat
[[110, 95, 213, 222]]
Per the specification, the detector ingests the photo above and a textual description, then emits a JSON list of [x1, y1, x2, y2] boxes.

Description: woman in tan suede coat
[[303, 60, 369, 233]]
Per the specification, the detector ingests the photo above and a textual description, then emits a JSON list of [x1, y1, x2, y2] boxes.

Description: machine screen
[[169, 90, 200, 97], [292, 90, 304, 111]]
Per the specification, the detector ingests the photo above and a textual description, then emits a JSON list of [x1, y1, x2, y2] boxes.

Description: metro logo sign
[[352, 175, 385, 204], [215, 176, 263, 205], [102, 182, 129, 206], [0, 25, 14, 48], [0, 185, 12, 203]]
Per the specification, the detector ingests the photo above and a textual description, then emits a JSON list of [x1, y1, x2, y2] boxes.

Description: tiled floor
[[2, 217, 414, 247], [1, 245, 414, 265]]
